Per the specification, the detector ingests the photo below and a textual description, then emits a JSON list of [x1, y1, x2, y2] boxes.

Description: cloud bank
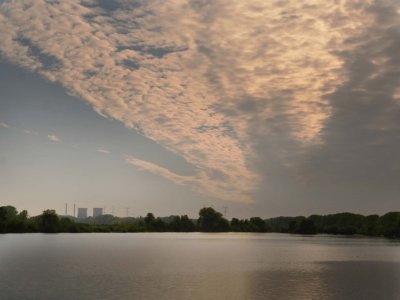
[[1, 0, 400, 206]]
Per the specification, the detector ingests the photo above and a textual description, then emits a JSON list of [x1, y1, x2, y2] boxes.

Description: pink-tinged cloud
[[126, 156, 194, 187], [0, 0, 388, 203]]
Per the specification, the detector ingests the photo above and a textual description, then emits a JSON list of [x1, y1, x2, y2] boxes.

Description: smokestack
[[65, 203, 68, 216], [73, 203, 76, 217]]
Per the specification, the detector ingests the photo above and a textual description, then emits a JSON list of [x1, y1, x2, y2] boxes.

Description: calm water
[[0, 233, 399, 300]]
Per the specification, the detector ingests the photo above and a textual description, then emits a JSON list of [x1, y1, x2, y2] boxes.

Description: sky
[[1, 0, 400, 218]]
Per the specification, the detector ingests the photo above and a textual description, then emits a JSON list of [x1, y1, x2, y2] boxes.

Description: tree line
[[0, 206, 399, 238]]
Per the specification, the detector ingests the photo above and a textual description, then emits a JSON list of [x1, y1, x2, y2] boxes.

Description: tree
[[180, 215, 196, 232], [169, 216, 182, 231], [143, 213, 167, 231], [288, 219, 297, 233], [250, 217, 268, 232], [288, 218, 317, 234], [59, 217, 79, 232], [39, 210, 59, 233], [198, 207, 229, 232], [144, 213, 155, 225], [378, 212, 400, 238], [297, 218, 317, 234], [0, 206, 20, 233]]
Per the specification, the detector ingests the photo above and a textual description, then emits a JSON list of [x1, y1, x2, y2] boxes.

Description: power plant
[[77, 207, 88, 219], [93, 207, 103, 218], [63, 204, 116, 218]]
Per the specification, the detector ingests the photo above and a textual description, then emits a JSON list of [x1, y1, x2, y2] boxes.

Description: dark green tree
[[378, 212, 400, 238], [198, 207, 229, 232], [39, 209, 59, 233], [143, 213, 167, 231], [169, 215, 196, 232], [288, 219, 298, 233], [0, 206, 19, 233], [180, 215, 196, 232], [169, 216, 182, 231], [249, 217, 268, 232], [288, 218, 317, 234], [297, 218, 317, 234], [144, 213, 155, 225]]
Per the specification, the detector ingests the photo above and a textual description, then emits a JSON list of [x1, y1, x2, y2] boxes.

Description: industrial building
[[93, 207, 103, 218], [77, 207, 87, 219]]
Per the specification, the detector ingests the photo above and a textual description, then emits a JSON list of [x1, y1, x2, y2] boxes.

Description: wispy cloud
[[97, 149, 110, 154], [47, 134, 61, 142], [126, 155, 194, 187], [0, 122, 9, 128], [125, 154, 252, 202], [23, 129, 39, 135]]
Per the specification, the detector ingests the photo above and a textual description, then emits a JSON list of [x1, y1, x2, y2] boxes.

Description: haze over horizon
[[1, 0, 400, 218]]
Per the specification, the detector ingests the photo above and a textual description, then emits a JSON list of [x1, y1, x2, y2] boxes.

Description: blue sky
[[1, 0, 400, 217], [0, 62, 219, 216]]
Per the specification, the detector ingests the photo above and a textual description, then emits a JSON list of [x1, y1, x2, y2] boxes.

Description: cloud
[[0, 122, 9, 128], [97, 149, 110, 154], [125, 154, 252, 202], [0, 0, 258, 202], [23, 129, 38, 135], [1, 0, 400, 207], [126, 155, 194, 187], [296, 2, 400, 188], [47, 134, 61, 142]]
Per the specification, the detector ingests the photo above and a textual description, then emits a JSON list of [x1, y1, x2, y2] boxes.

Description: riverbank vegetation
[[0, 206, 399, 238]]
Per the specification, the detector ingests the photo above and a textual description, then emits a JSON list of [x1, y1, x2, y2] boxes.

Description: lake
[[0, 233, 399, 299]]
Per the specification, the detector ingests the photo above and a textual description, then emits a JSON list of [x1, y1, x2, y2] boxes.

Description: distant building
[[93, 207, 103, 218], [77, 208, 87, 219]]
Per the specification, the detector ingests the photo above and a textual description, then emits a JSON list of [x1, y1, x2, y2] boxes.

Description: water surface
[[0, 233, 399, 299]]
